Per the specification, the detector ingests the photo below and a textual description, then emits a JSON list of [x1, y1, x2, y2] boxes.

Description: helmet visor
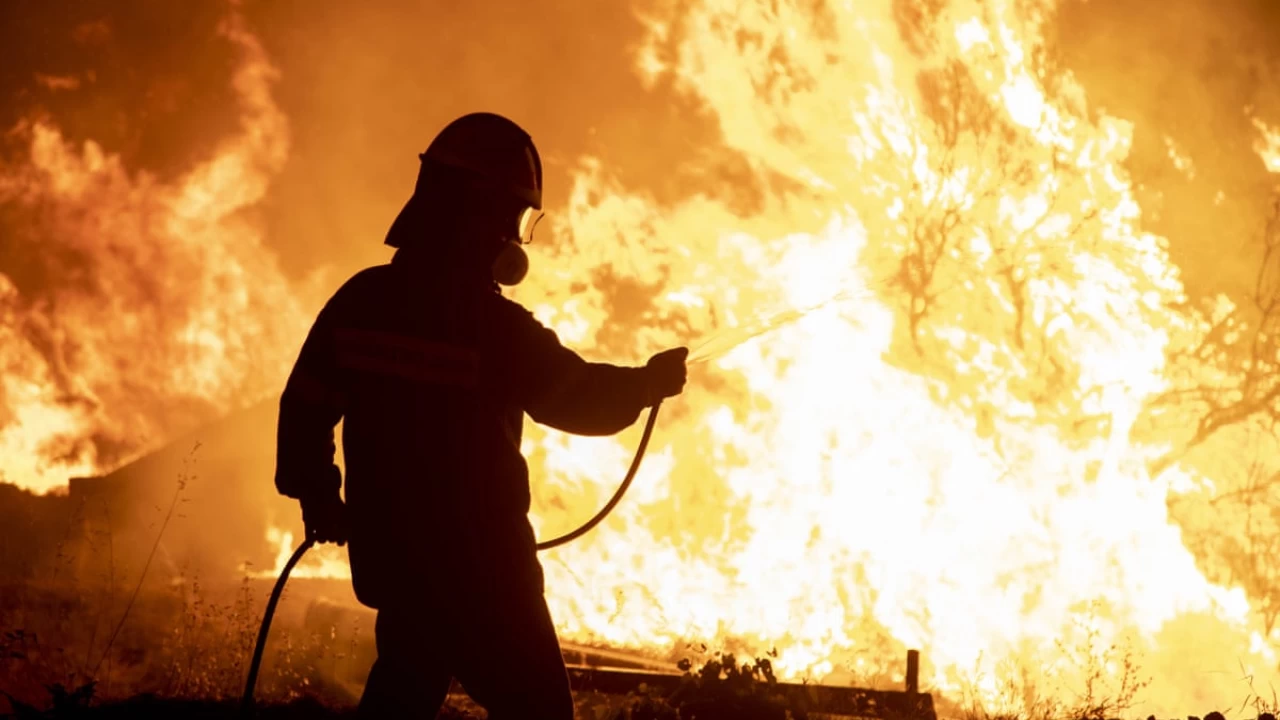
[[517, 206, 545, 245]]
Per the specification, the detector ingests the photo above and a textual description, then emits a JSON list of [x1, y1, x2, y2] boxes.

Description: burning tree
[[1143, 196, 1280, 471], [1138, 192, 1280, 635], [860, 1, 1280, 644], [854, 20, 1177, 462]]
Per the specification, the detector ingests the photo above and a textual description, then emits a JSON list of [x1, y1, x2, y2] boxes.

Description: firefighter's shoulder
[[336, 265, 394, 297], [483, 292, 546, 332], [319, 265, 396, 314]]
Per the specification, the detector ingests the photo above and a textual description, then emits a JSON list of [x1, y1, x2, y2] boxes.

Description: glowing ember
[[1255, 117, 1280, 173], [1164, 136, 1196, 179]]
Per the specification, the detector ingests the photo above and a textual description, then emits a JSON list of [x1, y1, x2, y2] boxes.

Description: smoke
[[0, 0, 724, 279], [236, 0, 739, 281]]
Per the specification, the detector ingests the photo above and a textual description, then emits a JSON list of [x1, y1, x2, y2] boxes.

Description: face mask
[[491, 239, 529, 286], [491, 206, 541, 286]]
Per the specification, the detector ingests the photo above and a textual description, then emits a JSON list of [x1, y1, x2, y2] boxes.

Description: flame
[[243, 2, 1280, 712], [254, 527, 352, 581], [502, 0, 1280, 714], [1164, 136, 1196, 179], [9, 1, 1280, 715], [1255, 117, 1280, 173], [0, 11, 310, 492]]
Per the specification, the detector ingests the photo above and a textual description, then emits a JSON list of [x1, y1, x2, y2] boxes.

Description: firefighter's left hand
[[300, 493, 349, 546]]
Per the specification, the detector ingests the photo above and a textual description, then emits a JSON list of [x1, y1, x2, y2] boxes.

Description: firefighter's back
[[323, 262, 537, 607]]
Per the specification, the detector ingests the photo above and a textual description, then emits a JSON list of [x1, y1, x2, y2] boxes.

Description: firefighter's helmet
[[385, 112, 543, 249]]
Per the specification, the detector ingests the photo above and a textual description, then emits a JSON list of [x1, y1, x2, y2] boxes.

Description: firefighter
[[273, 112, 688, 719]]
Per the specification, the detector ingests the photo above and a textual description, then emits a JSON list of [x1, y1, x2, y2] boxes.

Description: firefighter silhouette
[[274, 112, 688, 719]]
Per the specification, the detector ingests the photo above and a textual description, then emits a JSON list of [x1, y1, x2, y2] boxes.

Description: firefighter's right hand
[[645, 346, 689, 404], [300, 493, 349, 546]]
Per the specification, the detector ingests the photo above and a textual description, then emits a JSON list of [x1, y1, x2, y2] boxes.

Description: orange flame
[[254, 527, 351, 581], [506, 0, 1280, 714], [1255, 117, 1280, 174], [0, 11, 310, 492], [204, 3, 1280, 713]]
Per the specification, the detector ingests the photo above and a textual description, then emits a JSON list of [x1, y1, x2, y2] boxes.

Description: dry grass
[[0, 579, 358, 710], [3, 465, 1275, 720], [941, 633, 1150, 720], [7, 581, 1280, 720]]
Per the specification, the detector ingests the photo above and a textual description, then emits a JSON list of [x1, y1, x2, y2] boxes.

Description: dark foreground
[[1, 662, 799, 720], [4, 697, 1277, 720], [0, 691, 691, 720]]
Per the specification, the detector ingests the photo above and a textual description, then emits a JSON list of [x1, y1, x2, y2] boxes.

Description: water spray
[[687, 289, 860, 366]]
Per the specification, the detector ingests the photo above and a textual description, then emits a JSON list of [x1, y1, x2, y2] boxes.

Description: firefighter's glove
[[645, 346, 689, 405], [300, 493, 349, 546]]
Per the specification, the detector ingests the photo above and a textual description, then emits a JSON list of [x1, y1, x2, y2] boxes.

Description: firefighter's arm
[[501, 303, 686, 436], [275, 306, 345, 503]]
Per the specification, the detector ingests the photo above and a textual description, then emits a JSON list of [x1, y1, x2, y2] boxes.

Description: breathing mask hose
[[241, 401, 663, 715]]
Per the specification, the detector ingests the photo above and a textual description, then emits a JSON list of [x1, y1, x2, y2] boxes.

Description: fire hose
[[240, 400, 663, 715]]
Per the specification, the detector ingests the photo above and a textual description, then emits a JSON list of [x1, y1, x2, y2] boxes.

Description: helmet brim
[[384, 193, 428, 249]]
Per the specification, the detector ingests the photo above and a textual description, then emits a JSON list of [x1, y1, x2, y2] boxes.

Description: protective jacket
[[274, 249, 652, 608]]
